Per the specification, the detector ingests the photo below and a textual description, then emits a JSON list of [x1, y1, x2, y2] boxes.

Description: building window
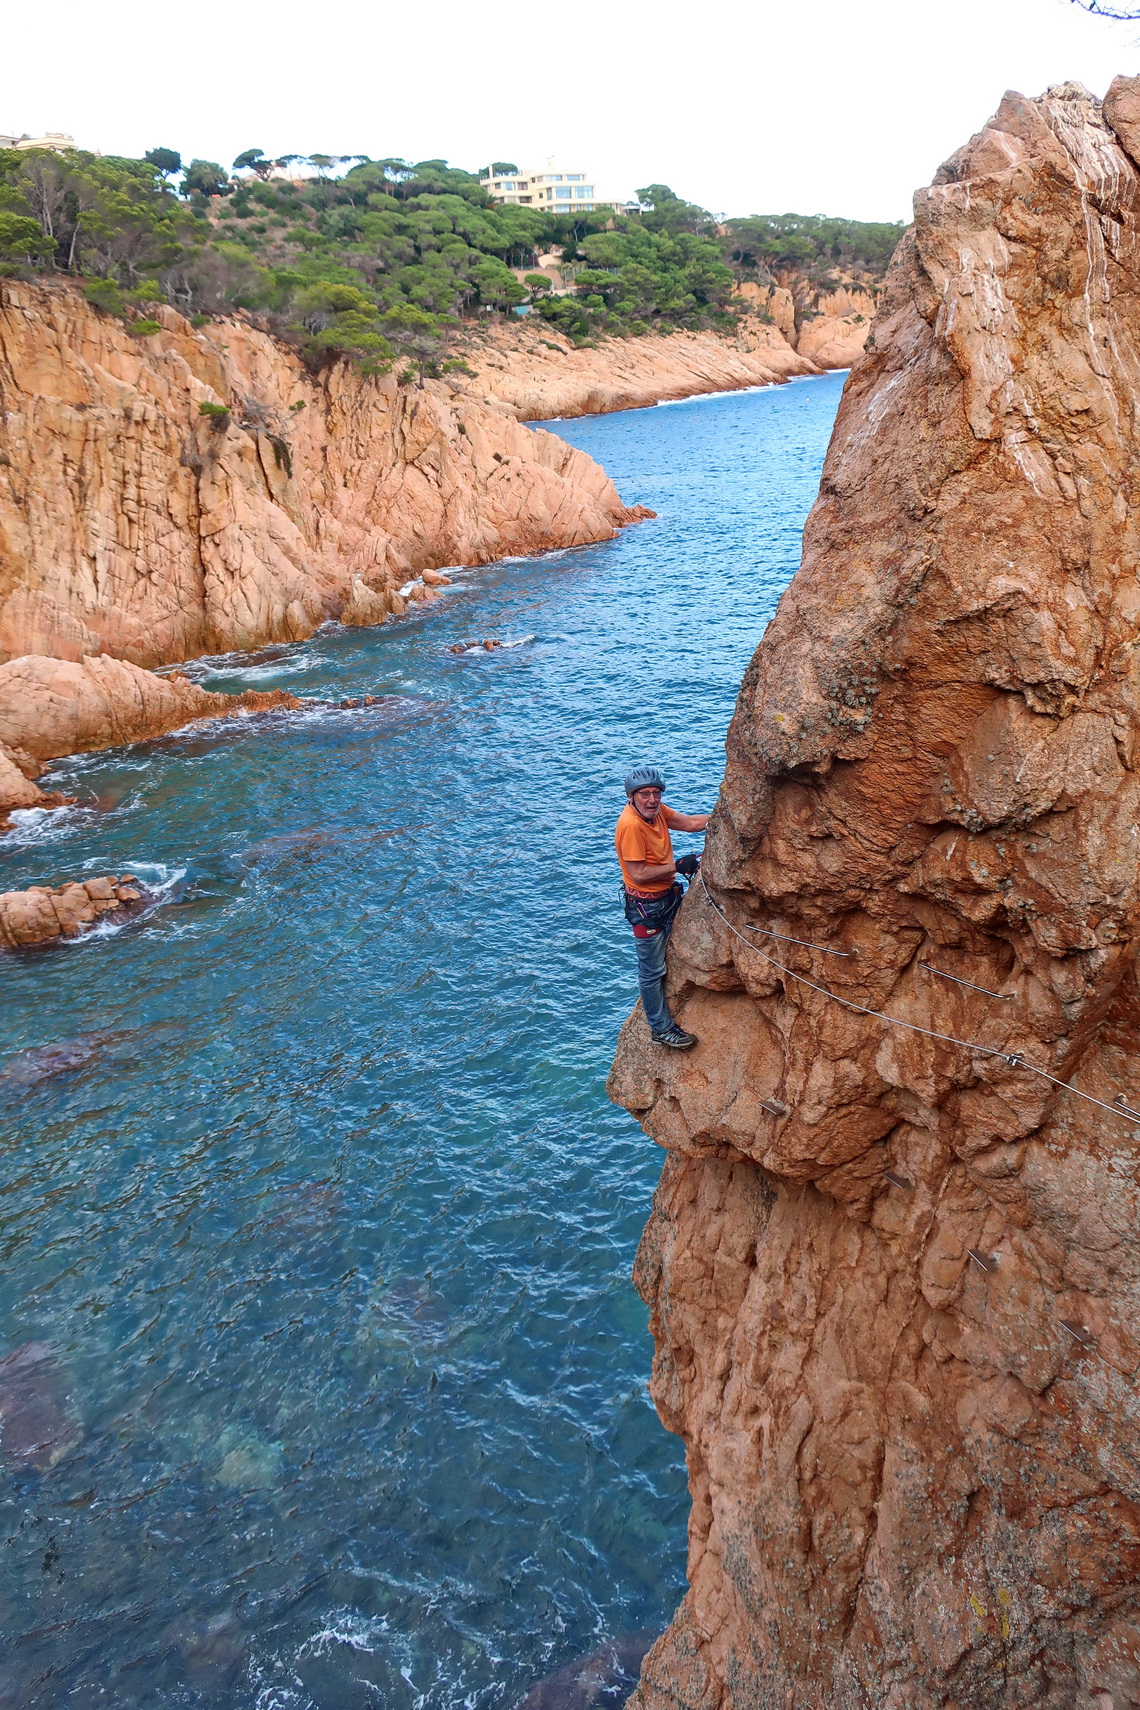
[[549, 174, 562, 182], [567, 174, 583, 182], [497, 181, 515, 191], [575, 186, 592, 198]]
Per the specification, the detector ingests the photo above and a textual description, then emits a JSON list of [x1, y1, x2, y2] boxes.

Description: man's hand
[[675, 853, 701, 878]]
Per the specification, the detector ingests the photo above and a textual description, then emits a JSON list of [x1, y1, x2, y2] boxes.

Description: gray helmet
[[624, 765, 666, 796]]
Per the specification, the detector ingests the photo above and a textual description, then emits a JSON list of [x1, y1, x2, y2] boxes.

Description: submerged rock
[[358, 1275, 453, 1350], [168, 1611, 247, 1687], [263, 1180, 342, 1235], [2, 1027, 132, 1085], [0, 1342, 83, 1471], [519, 1635, 657, 1710], [611, 80, 1140, 1709], [213, 1427, 283, 1491]]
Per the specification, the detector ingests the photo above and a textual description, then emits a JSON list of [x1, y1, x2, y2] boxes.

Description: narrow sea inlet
[[0, 373, 844, 1709]]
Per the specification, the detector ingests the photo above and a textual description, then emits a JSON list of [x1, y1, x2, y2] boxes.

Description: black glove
[[674, 852, 701, 878]]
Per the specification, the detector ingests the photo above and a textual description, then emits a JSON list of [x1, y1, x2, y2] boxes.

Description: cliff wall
[[453, 318, 820, 420], [0, 280, 646, 673], [0, 279, 656, 817], [735, 279, 877, 374], [610, 80, 1140, 1708]]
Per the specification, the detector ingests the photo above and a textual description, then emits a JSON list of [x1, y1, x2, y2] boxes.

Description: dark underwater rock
[[0, 1341, 83, 1471], [519, 1633, 658, 1710]]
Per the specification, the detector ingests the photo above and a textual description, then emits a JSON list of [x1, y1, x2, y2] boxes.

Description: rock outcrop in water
[[610, 80, 1140, 1708], [0, 654, 301, 824], [0, 279, 649, 672], [0, 872, 151, 949]]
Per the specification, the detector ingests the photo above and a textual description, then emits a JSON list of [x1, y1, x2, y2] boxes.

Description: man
[[615, 765, 710, 1050]]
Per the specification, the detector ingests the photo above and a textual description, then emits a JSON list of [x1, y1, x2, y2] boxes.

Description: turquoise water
[[0, 372, 845, 1709]]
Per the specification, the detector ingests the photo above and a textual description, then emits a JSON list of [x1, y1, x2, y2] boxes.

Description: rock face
[[610, 82, 1140, 1709], [0, 280, 649, 670], [453, 319, 819, 421], [795, 309, 871, 371], [734, 280, 877, 374]]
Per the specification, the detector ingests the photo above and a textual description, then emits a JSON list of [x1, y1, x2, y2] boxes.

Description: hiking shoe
[[651, 1026, 698, 1050]]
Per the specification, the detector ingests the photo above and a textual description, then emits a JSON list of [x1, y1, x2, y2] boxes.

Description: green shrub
[[82, 278, 128, 317]]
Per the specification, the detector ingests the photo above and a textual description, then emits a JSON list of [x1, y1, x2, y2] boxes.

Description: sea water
[[0, 372, 845, 1708]]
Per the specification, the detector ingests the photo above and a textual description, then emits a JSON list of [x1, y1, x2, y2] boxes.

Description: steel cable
[[696, 870, 1140, 1126]]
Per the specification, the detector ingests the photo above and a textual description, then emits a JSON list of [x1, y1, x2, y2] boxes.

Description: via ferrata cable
[[696, 869, 1140, 1127]]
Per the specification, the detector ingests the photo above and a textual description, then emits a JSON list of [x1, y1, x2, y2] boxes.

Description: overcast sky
[[5, 0, 1139, 222]]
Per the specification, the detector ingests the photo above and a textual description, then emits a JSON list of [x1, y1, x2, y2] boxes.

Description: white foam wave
[[301, 1609, 389, 1658], [61, 863, 186, 946], [655, 384, 773, 407], [161, 643, 321, 686], [2, 803, 96, 848]]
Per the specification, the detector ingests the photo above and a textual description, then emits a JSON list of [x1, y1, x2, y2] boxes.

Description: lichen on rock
[[611, 80, 1140, 1709]]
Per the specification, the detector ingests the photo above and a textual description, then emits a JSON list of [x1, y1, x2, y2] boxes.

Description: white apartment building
[[0, 131, 77, 153], [480, 161, 611, 214]]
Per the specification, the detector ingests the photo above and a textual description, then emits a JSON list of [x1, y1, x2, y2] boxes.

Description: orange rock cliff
[[0, 279, 650, 672], [452, 317, 820, 420], [0, 279, 652, 817], [610, 81, 1140, 1708]]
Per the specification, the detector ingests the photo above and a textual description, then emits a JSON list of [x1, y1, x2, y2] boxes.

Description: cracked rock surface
[[0, 280, 646, 671], [610, 81, 1140, 1709], [0, 281, 650, 817]]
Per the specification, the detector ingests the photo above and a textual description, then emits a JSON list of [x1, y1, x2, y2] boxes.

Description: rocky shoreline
[[0, 654, 307, 828], [0, 279, 664, 828], [452, 318, 822, 420]]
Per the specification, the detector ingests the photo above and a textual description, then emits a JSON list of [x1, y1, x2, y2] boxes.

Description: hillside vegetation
[[0, 145, 903, 379]]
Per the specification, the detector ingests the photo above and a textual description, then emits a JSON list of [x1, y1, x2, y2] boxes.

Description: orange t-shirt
[[615, 802, 684, 895]]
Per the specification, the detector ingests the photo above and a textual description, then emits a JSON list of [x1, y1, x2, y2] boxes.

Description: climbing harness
[[697, 870, 1140, 1129], [621, 882, 682, 938]]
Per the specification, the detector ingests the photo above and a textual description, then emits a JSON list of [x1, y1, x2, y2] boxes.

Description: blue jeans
[[634, 917, 675, 1034], [624, 885, 682, 1035]]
